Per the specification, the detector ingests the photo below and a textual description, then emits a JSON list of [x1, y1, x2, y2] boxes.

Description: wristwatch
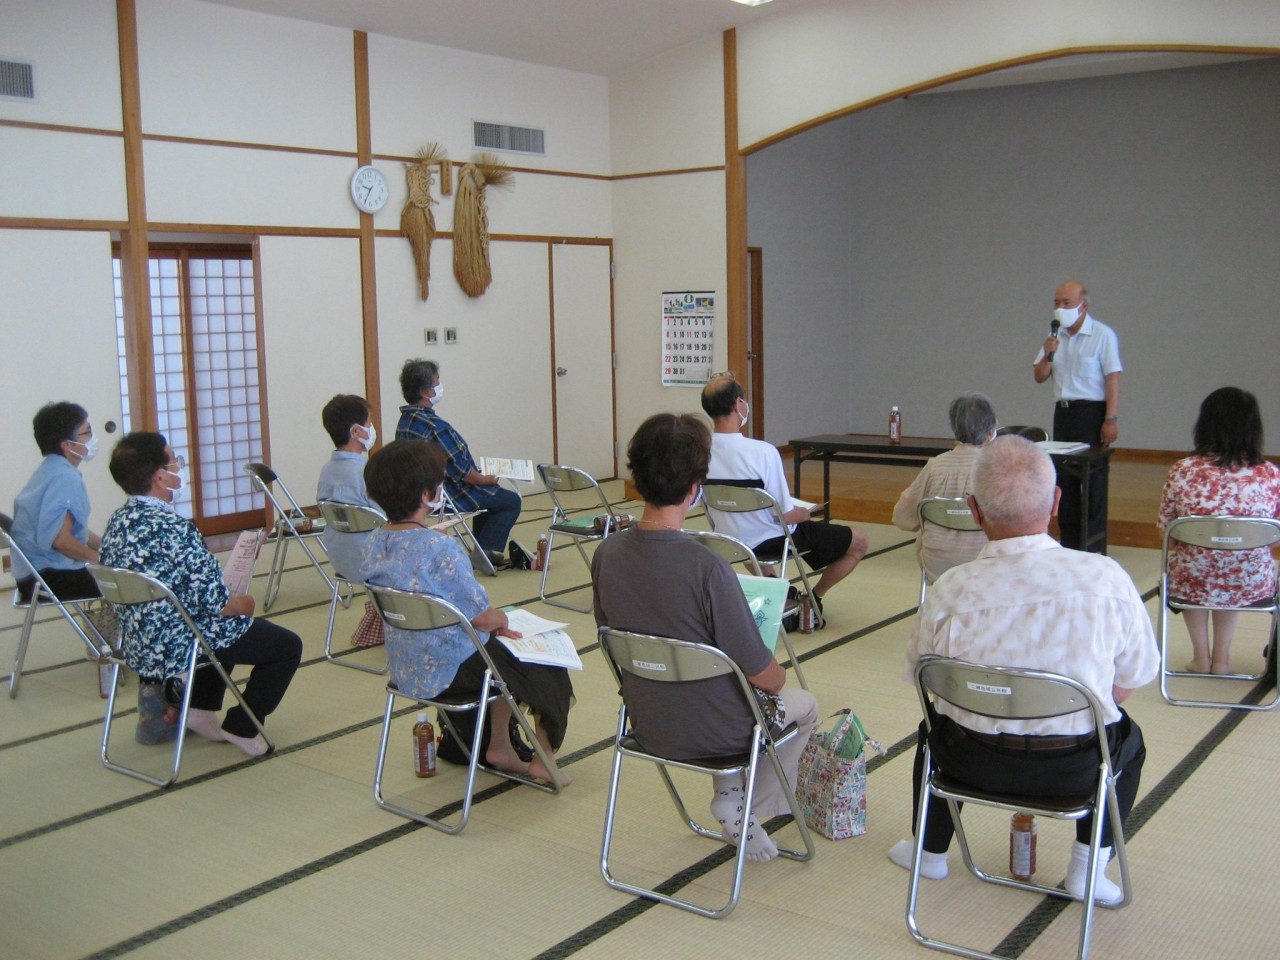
[[1105, 415, 1118, 422]]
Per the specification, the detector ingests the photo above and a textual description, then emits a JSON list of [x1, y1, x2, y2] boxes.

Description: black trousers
[[16, 567, 100, 603], [910, 712, 1146, 854], [187, 618, 302, 739], [1053, 401, 1108, 552]]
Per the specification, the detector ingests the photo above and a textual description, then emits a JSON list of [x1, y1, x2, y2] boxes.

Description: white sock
[[1064, 841, 1122, 905], [186, 709, 226, 742], [888, 839, 949, 879], [223, 730, 270, 757], [710, 777, 778, 863]]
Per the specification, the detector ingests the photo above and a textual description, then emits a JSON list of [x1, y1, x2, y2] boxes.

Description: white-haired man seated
[[887, 435, 1158, 904]]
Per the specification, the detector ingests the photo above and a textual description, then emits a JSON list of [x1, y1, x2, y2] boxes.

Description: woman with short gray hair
[[891, 393, 997, 583]]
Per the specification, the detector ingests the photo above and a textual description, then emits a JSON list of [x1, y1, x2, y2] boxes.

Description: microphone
[[1046, 318, 1060, 362]]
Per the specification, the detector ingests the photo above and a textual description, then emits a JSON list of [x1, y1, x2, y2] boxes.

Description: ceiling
[[197, 0, 1264, 83]]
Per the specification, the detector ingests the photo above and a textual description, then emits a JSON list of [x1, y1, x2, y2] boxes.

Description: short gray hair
[[399, 358, 439, 405], [971, 435, 1055, 527], [948, 392, 997, 445]]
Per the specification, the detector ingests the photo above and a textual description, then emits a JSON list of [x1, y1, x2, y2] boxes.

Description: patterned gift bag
[[350, 601, 386, 648], [795, 709, 884, 840]]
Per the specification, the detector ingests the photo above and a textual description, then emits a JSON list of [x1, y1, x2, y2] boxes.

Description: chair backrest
[[996, 425, 1049, 442], [598, 626, 772, 737], [1163, 514, 1280, 552], [316, 500, 386, 534], [683, 528, 765, 576], [0, 511, 13, 536], [243, 462, 306, 519], [2, 512, 67, 606], [915, 655, 1106, 734], [88, 563, 179, 606], [701, 483, 783, 520], [366, 583, 470, 632], [917, 496, 983, 533], [538, 463, 613, 520]]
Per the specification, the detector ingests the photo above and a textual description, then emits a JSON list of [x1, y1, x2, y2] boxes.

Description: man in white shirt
[[1033, 280, 1122, 552], [886, 435, 1157, 904], [700, 374, 868, 612]]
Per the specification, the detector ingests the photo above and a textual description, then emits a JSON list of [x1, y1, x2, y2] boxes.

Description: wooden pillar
[[722, 29, 749, 382], [353, 31, 382, 430]]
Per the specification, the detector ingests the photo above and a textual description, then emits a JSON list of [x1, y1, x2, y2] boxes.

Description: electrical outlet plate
[[444, 327, 458, 343], [424, 328, 438, 344]]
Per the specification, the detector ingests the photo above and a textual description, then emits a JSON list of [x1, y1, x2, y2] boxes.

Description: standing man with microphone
[[1033, 280, 1122, 552]]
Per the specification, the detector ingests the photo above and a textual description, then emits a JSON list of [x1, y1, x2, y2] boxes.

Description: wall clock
[[350, 164, 389, 214]]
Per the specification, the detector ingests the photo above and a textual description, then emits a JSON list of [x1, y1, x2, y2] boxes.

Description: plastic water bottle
[[1010, 812, 1037, 880], [888, 405, 902, 445], [412, 711, 437, 778]]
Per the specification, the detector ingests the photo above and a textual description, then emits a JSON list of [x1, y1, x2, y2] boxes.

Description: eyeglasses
[[167, 456, 187, 471]]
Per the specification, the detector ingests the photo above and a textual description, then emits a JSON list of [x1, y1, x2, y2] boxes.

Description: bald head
[[970, 435, 1058, 537], [701, 375, 745, 422]]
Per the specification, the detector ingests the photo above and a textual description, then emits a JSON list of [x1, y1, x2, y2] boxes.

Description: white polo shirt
[[1033, 313, 1123, 402]]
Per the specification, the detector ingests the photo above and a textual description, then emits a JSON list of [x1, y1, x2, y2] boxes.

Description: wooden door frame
[[747, 245, 764, 440]]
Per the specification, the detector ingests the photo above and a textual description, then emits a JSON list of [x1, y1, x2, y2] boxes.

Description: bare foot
[[528, 755, 571, 787], [186, 709, 227, 742], [1183, 659, 1210, 674], [485, 745, 530, 775], [1210, 662, 1236, 675]]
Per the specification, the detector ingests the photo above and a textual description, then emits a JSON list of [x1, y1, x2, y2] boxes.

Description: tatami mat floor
[[3, 480, 1277, 959]]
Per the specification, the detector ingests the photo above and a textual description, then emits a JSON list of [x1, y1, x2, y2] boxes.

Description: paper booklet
[[737, 574, 790, 652], [496, 608, 584, 670], [479, 457, 535, 482], [1036, 440, 1091, 454], [222, 528, 264, 597]]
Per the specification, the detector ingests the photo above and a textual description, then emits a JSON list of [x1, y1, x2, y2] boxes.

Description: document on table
[[222, 528, 264, 597], [1036, 440, 1090, 454], [496, 608, 584, 670], [479, 457, 535, 482]]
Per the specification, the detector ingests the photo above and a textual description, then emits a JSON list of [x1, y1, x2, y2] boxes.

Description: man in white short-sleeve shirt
[[887, 435, 1157, 905]]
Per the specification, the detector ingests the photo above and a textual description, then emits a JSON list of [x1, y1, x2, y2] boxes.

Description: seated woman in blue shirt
[[11, 402, 103, 603], [362, 439, 572, 785], [316, 393, 381, 583]]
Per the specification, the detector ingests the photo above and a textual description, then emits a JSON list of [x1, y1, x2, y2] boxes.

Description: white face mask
[[69, 435, 99, 462], [427, 485, 444, 513], [1053, 305, 1081, 328], [690, 484, 704, 509], [738, 400, 749, 429], [354, 422, 376, 451], [431, 384, 444, 403], [165, 465, 190, 500]]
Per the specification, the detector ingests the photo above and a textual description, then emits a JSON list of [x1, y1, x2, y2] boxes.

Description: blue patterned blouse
[[362, 526, 489, 699], [99, 497, 252, 679]]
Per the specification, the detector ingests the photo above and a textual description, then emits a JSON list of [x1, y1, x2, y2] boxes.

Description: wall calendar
[[661, 291, 715, 387]]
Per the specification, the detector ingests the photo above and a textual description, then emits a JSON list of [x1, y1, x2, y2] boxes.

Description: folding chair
[[597, 626, 815, 919], [537, 463, 622, 612], [996, 425, 1049, 442], [915, 496, 984, 605], [316, 500, 387, 674], [2, 511, 111, 698], [701, 483, 825, 629], [682, 528, 809, 690], [243, 462, 335, 610], [368, 584, 562, 834], [87, 562, 273, 788], [1158, 515, 1280, 711], [906, 656, 1130, 960], [430, 488, 496, 578]]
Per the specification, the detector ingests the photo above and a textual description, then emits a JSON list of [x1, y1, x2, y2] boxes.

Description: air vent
[[0, 59, 35, 101], [473, 120, 545, 156]]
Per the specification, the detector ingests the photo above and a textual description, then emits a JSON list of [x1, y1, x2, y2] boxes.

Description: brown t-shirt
[[591, 526, 772, 759]]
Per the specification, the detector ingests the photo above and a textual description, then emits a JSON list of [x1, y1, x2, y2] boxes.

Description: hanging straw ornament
[[452, 152, 513, 298], [401, 144, 448, 301]]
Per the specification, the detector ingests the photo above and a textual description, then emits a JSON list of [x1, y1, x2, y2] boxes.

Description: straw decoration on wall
[[401, 144, 449, 301], [452, 152, 513, 298]]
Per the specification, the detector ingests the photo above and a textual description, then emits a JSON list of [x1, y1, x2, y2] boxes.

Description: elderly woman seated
[[591, 413, 818, 862], [892, 392, 996, 584], [1159, 387, 1280, 675], [99, 432, 302, 754], [361, 440, 572, 784]]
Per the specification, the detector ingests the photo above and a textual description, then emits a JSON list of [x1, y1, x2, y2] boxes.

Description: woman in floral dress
[[1158, 387, 1280, 674]]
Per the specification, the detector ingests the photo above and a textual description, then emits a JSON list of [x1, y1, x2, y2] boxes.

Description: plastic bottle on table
[[888, 405, 902, 445]]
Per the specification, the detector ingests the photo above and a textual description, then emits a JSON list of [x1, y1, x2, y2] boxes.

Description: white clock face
[[350, 165, 389, 214]]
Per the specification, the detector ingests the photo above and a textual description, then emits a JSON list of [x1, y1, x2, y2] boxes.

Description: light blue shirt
[[1033, 313, 1123, 402], [11, 455, 92, 579], [317, 450, 378, 581]]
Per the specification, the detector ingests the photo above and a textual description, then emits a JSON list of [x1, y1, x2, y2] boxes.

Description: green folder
[[737, 574, 789, 652]]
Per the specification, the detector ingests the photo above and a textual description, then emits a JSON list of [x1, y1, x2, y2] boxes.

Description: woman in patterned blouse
[[1158, 387, 1280, 675], [362, 440, 572, 785], [99, 433, 302, 756]]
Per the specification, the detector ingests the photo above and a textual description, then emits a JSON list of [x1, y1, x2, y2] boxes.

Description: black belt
[[964, 729, 1097, 752], [1057, 399, 1105, 409]]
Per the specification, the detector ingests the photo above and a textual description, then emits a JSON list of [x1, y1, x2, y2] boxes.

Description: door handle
[[556, 367, 568, 376]]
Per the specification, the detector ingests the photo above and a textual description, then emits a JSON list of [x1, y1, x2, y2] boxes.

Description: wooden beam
[[353, 30, 382, 432], [723, 29, 748, 384]]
